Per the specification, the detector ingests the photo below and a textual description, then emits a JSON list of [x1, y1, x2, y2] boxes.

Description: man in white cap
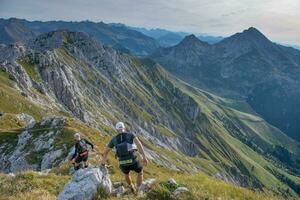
[[101, 122, 148, 193], [71, 132, 94, 170]]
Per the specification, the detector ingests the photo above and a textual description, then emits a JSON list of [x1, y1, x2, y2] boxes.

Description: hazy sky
[[1, 0, 299, 45]]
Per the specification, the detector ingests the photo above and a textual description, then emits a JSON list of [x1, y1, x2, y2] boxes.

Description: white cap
[[74, 132, 81, 138], [115, 122, 125, 130]]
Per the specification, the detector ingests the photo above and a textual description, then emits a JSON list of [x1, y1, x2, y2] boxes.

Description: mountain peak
[[181, 34, 200, 43], [184, 34, 198, 40], [245, 26, 260, 32], [237, 27, 270, 43], [177, 34, 210, 48], [218, 27, 270, 48], [242, 27, 266, 38], [28, 29, 94, 51]]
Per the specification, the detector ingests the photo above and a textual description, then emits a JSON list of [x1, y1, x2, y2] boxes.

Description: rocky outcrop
[[0, 60, 32, 91], [39, 61, 86, 121], [41, 149, 63, 170], [0, 44, 32, 91], [0, 116, 68, 173], [16, 113, 36, 128], [7, 130, 38, 172], [40, 116, 66, 127], [57, 167, 112, 200]]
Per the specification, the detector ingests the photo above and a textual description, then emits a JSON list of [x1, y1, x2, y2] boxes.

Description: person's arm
[[84, 139, 94, 150], [101, 137, 115, 165], [133, 137, 148, 166], [101, 146, 111, 165]]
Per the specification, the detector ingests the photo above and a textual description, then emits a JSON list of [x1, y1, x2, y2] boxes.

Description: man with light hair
[[71, 132, 94, 170], [101, 122, 148, 193]]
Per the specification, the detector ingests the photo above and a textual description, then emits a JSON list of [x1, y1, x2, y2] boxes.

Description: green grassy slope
[[0, 114, 286, 200]]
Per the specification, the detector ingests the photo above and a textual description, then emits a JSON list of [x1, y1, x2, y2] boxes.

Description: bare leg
[[126, 173, 137, 194], [137, 170, 144, 188], [125, 173, 132, 185], [74, 163, 80, 170], [83, 160, 89, 168]]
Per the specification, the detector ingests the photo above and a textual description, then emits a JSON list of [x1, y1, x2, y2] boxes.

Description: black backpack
[[78, 139, 88, 153], [115, 133, 136, 162]]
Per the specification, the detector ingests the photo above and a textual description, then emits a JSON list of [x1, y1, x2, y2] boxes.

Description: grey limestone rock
[[57, 167, 112, 200]]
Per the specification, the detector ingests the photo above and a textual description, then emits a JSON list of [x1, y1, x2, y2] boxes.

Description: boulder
[[16, 113, 35, 127], [172, 186, 189, 196], [57, 167, 112, 200], [113, 182, 123, 188], [112, 185, 126, 197], [139, 178, 156, 193]]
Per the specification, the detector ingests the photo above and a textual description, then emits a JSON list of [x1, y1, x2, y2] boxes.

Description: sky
[[0, 0, 299, 45]]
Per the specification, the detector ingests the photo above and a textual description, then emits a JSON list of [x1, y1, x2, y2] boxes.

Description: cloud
[[0, 0, 299, 45]]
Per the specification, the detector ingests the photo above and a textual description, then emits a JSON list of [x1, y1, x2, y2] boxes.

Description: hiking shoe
[[129, 184, 137, 194]]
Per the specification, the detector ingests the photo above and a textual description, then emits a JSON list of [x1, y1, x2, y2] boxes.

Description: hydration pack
[[115, 133, 137, 165], [78, 139, 88, 153]]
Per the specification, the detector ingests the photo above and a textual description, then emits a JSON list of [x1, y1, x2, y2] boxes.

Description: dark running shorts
[[75, 154, 88, 163], [119, 161, 143, 174]]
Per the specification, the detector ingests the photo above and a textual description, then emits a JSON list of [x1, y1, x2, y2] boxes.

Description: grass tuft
[[16, 59, 42, 83]]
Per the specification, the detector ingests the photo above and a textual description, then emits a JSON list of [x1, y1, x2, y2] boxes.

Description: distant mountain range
[[151, 27, 300, 142], [130, 26, 224, 46], [1, 17, 298, 53], [0, 18, 224, 54], [0, 18, 160, 56]]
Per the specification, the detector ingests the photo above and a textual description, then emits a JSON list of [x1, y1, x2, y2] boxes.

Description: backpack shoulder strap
[[79, 139, 85, 146], [116, 133, 122, 144]]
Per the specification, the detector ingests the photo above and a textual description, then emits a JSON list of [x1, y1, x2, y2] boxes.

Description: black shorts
[[75, 154, 88, 163], [119, 161, 143, 174]]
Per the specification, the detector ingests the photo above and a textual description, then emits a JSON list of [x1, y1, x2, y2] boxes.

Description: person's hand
[[143, 157, 149, 166]]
